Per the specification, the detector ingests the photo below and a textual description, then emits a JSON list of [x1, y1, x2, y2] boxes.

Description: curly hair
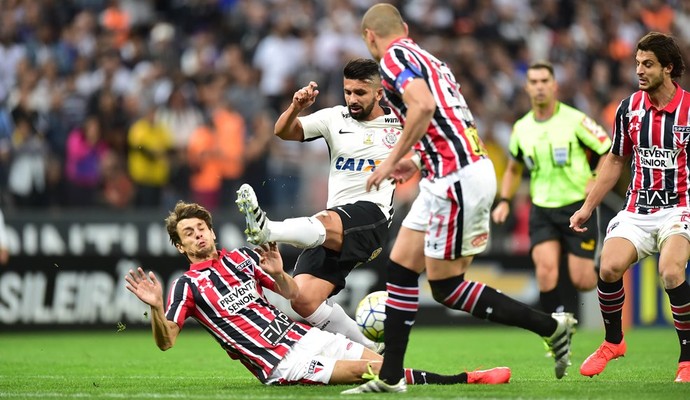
[[637, 32, 685, 79], [164, 201, 214, 246]]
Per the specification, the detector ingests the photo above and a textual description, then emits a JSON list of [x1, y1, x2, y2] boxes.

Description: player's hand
[[569, 208, 592, 233], [491, 201, 510, 224], [125, 267, 164, 308], [366, 160, 395, 192], [292, 81, 319, 111], [255, 242, 283, 275], [390, 159, 418, 184]]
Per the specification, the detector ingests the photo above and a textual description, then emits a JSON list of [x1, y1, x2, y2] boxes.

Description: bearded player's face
[[344, 78, 382, 121]]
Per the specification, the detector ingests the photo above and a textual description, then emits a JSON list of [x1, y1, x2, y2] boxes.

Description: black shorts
[[292, 201, 391, 296], [529, 200, 598, 259]]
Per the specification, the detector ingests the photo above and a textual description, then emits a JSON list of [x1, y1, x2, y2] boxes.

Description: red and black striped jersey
[[611, 83, 690, 214], [165, 247, 311, 383], [378, 37, 488, 179]]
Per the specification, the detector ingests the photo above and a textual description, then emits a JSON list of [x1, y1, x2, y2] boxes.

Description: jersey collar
[[643, 82, 682, 113], [188, 249, 229, 271]]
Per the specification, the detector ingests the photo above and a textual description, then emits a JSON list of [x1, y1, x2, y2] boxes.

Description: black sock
[[665, 280, 690, 362], [540, 287, 564, 314], [403, 368, 467, 384], [379, 261, 420, 384], [429, 274, 556, 337], [597, 278, 624, 344]]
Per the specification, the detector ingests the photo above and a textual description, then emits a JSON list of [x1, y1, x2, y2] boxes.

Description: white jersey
[[299, 105, 401, 218]]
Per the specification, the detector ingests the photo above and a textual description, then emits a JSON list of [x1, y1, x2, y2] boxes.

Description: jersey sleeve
[[575, 115, 612, 155], [165, 277, 195, 328], [508, 126, 523, 160], [299, 107, 335, 141], [610, 101, 633, 157], [381, 46, 424, 96]]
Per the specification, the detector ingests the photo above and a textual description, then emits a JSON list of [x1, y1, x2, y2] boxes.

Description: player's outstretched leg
[[429, 274, 578, 378], [236, 183, 270, 245], [544, 312, 578, 379]]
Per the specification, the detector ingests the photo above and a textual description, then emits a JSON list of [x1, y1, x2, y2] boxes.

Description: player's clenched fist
[[293, 81, 319, 110]]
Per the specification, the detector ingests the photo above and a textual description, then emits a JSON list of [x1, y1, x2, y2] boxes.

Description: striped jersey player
[[570, 31, 690, 383], [165, 246, 310, 382], [345, 4, 580, 394], [611, 87, 690, 214], [125, 201, 513, 386]]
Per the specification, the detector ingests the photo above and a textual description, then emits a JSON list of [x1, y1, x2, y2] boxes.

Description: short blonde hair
[[361, 3, 405, 37]]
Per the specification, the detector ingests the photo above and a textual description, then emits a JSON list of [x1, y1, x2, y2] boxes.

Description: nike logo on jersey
[[339, 129, 356, 134]]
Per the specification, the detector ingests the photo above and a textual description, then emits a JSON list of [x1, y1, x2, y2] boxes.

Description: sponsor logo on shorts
[[580, 239, 596, 251], [367, 247, 383, 262], [308, 360, 325, 374], [607, 222, 619, 235], [346, 342, 353, 350], [471, 233, 488, 247]]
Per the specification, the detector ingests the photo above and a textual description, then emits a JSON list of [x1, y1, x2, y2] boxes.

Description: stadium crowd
[[0, 0, 688, 218]]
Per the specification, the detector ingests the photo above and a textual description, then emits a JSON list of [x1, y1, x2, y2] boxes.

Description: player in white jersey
[[237, 58, 401, 353]]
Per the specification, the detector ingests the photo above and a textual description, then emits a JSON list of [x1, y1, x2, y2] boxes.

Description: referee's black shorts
[[529, 200, 598, 259]]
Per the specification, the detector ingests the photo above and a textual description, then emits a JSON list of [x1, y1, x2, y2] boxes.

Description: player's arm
[[255, 243, 300, 300], [149, 303, 180, 351], [367, 78, 435, 191], [492, 158, 523, 224], [125, 267, 180, 350], [274, 81, 320, 141], [394, 79, 435, 164], [570, 153, 627, 232]]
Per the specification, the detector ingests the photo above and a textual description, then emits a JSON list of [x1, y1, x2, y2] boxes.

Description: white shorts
[[266, 328, 365, 385], [402, 158, 496, 260], [604, 207, 690, 261]]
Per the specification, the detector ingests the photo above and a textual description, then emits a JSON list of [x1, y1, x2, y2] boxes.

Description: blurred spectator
[[252, 13, 306, 113], [187, 113, 223, 211], [127, 98, 173, 208], [155, 82, 203, 202], [99, 0, 130, 48], [64, 115, 109, 206], [100, 149, 133, 208], [7, 106, 48, 208], [88, 88, 129, 160], [201, 74, 246, 204]]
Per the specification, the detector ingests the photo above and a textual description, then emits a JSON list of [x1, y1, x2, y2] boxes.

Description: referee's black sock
[[379, 261, 420, 385], [540, 287, 565, 314]]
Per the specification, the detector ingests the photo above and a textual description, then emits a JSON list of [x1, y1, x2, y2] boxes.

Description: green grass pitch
[[1, 326, 686, 399]]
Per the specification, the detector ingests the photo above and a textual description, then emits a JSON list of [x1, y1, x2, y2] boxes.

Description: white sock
[[305, 299, 376, 350], [267, 216, 326, 248]]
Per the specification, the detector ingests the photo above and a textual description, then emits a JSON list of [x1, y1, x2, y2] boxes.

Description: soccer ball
[[355, 291, 387, 342]]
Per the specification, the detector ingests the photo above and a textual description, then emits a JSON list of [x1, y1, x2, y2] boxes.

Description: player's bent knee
[[429, 277, 461, 306]]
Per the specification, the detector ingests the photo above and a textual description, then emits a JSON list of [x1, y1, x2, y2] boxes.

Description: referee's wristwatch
[[498, 197, 511, 205]]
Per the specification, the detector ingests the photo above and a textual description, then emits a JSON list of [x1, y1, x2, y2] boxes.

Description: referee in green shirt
[[492, 61, 612, 314]]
